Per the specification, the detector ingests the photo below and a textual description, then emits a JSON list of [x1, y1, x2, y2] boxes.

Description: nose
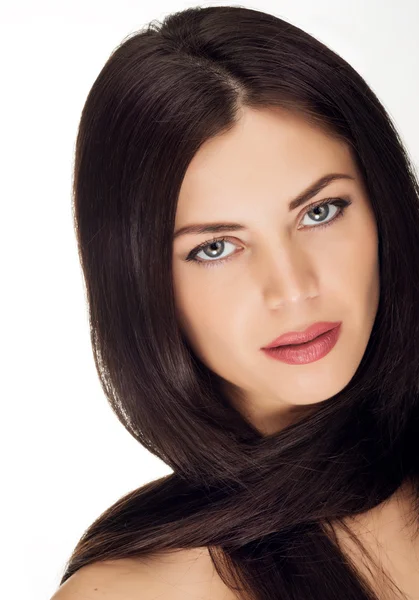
[[257, 243, 318, 309]]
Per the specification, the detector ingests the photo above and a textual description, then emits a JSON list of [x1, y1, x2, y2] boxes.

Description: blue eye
[[184, 197, 352, 269]]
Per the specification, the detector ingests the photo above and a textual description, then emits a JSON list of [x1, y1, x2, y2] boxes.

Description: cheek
[[173, 266, 242, 352], [324, 218, 379, 311]]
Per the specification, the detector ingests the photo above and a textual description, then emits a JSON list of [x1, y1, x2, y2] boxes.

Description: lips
[[261, 324, 342, 365], [263, 321, 342, 348]]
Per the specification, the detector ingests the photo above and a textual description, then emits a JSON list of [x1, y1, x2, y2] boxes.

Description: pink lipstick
[[261, 322, 342, 365]]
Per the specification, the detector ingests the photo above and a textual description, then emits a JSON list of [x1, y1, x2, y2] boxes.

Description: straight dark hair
[[59, 5, 419, 599]]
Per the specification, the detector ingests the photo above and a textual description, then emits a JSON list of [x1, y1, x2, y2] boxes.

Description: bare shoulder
[[50, 547, 240, 600], [49, 557, 164, 600]]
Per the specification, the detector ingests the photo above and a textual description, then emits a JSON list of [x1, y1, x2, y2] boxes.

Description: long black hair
[[59, 5, 419, 599]]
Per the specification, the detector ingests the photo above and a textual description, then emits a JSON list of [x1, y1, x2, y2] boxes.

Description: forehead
[[177, 107, 355, 215]]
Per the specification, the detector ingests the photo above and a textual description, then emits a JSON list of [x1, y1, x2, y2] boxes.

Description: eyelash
[[184, 197, 353, 268]]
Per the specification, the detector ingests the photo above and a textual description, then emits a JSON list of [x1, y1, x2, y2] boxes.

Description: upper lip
[[262, 321, 341, 348]]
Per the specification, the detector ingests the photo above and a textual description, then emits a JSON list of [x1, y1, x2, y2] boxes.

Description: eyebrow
[[173, 172, 355, 239]]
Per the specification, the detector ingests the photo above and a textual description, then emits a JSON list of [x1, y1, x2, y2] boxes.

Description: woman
[[52, 5, 419, 599]]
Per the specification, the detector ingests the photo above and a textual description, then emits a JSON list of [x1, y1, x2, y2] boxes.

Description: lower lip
[[261, 324, 342, 365]]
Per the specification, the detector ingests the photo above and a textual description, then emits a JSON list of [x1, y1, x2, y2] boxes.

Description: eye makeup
[[184, 196, 353, 269]]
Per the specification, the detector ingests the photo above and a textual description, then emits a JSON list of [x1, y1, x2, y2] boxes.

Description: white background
[[1, 1, 418, 599]]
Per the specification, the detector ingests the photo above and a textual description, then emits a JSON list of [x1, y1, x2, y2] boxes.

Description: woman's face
[[172, 106, 380, 434]]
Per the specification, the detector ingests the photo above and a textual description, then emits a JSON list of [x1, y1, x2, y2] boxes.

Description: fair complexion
[[172, 105, 380, 435], [330, 479, 419, 599], [171, 105, 419, 597], [51, 107, 417, 600]]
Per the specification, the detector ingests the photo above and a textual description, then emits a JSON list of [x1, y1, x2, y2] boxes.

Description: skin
[[171, 106, 419, 596], [331, 478, 419, 599], [52, 106, 418, 600], [172, 105, 380, 435], [51, 485, 419, 600]]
